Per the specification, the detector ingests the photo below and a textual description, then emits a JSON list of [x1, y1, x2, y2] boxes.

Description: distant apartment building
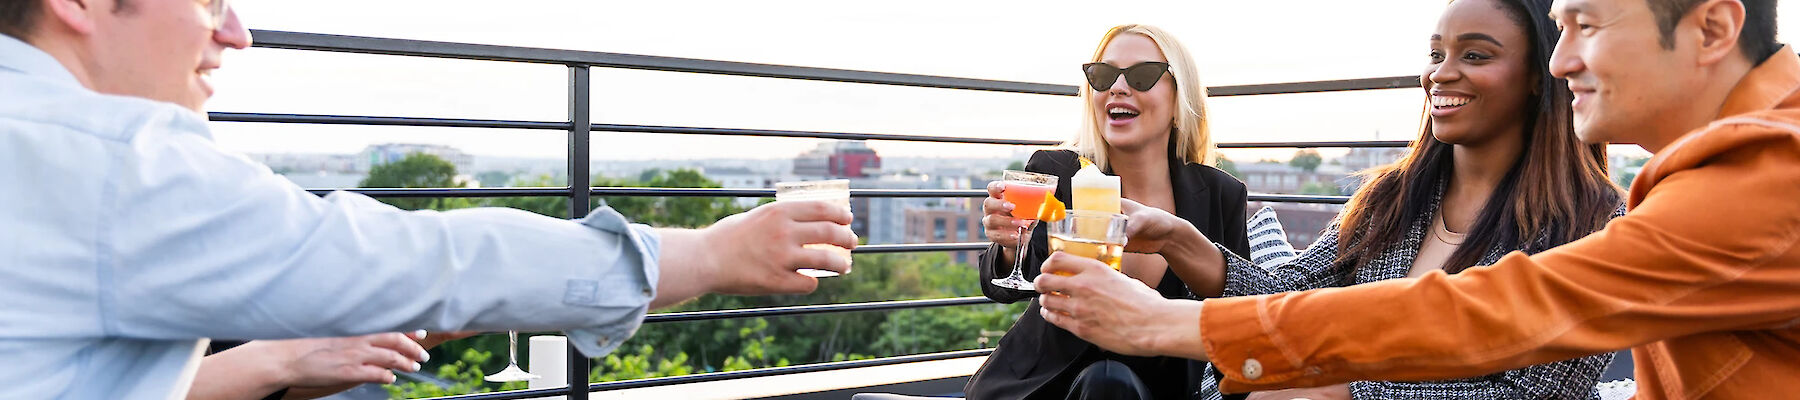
[[793, 141, 881, 178], [250, 153, 367, 189], [1340, 147, 1410, 174], [791, 141, 886, 242], [902, 202, 985, 264], [854, 174, 927, 246], [700, 166, 771, 208], [1334, 147, 1409, 192], [250, 153, 361, 174], [357, 143, 474, 172], [1236, 162, 1346, 194]]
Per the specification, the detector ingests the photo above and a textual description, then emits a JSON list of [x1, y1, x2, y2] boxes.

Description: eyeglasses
[[1081, 62, 1171, 92]]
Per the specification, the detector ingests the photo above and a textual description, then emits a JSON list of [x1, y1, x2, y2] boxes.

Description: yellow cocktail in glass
[[1046, 210, 1129, 275]]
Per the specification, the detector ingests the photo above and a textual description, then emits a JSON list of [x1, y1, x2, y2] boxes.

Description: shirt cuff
[[1201, 294, 1308, 393], [564, 205, 661, 358]]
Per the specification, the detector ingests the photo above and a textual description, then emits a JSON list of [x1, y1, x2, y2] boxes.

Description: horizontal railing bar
[[209, 112, 570, 130], [424, 349, 994, 400], [854, 243, 989, 254], [1218, 140, 1412, 149], [298, 187, 981, 198], [1249, 194, 1351, 204], [250, 30, 1417, 97], [304, 187, 1351, 205], [304, 187, 570, 198], [589, 187, 989, 198], [206, 113, 1412, 149], [588, 348, 993, 392], [594, 124, 1062, 146], [250, 30, 1072, 96], [644, 297, 994, 324], [1209, 76, 1421, 96]]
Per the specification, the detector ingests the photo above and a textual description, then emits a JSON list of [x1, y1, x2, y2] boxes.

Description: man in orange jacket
[[1032, 0, 1800, 399]]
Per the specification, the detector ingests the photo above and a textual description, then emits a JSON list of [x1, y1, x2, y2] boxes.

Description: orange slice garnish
[[1037, 193, 1067, 222]]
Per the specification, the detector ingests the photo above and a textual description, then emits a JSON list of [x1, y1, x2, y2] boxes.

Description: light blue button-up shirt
[[0, 34, 661, 399]]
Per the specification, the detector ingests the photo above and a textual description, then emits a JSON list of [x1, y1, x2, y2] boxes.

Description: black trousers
[[1065, 360, 1152, 400]]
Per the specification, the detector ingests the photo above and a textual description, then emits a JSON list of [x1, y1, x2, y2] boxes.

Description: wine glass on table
[[484, 331, 538, 382]]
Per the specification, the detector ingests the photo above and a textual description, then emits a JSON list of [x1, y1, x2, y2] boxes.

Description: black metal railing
[[212, 29, 1418, 399]]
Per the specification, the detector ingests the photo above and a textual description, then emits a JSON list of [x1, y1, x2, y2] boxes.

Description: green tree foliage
[[1298, 181, 1341, 196], [474, 170, 515, 188], [602, 169, 745, 228], [482, 169, 745, 227], [1613, 156, 1650, 190], [381, 167, 1026, 398], [358, 153, 472, 211], [385, 348, 526, 398], [1215, 154, 1242, 180], [1288, 149, 1323, 173], [624, 251, 1025, 374]]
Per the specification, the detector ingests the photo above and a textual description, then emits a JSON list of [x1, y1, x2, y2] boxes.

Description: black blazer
[[966, 149, 1252, 400]]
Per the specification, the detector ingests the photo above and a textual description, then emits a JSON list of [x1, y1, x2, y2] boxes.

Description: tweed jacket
[[1197, 190, 1622, 400]]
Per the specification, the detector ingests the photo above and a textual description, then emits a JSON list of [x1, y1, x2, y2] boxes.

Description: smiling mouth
[[1430, 95, 1471, 109], [1107, 107, 1140, 121]]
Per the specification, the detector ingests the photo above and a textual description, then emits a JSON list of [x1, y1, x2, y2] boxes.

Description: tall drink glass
[[774, 179, 853, 277], [1045, 210, 1129, 274]]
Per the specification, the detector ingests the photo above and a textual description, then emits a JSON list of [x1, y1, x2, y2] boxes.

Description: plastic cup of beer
[[774, 179, 852, 277], [1046, 210, 1128, 274]]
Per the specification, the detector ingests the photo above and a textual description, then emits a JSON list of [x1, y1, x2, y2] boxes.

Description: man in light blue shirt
[[0, 1, 858, 398]]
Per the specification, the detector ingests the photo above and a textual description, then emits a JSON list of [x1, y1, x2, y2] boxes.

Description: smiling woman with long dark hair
[[1184, 0, 1625, 399]]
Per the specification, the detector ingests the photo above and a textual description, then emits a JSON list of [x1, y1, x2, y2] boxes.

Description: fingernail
[[410, 361, 421, 372], [419, 351, 431, 362], [412, 330, 427, 340]]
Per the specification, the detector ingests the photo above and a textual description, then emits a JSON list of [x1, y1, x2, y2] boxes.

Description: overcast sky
[[204, 0, 1800, 162]]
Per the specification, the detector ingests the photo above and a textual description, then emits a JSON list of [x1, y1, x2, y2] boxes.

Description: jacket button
[[597, 336, 612, 347], [1243, 358, 1264, 380]]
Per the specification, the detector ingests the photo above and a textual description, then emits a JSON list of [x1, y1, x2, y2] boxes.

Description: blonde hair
[[1066, 24, 1216, 170]]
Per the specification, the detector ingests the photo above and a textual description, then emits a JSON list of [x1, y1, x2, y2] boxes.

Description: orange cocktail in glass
[[991, 170, 1059, 291], [1004, 181, 1055, 220]]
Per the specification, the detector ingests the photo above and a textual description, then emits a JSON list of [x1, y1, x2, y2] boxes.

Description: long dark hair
[[1335, 0, 1621, 272]]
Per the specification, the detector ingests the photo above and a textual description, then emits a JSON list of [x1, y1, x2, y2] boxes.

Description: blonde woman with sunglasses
[[969, 24, 1251, 400]]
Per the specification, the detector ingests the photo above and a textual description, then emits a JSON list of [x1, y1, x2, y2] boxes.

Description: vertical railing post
[[566, 65, 593, 400]]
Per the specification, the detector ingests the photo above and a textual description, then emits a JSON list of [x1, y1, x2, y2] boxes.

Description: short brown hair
[[0, 0, 139, 40], [0, 0, 41, 40], [1648, 0, 1780, 62]]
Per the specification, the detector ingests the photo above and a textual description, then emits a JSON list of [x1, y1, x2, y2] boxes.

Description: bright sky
[[203, 0, 1800, 162]]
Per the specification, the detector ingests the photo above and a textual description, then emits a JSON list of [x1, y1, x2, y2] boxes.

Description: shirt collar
[[0, 33, 84, 88], [1718, 45, 1800, 118]]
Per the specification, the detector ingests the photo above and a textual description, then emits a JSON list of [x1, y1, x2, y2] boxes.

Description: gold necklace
[[1433, 213, 1467, 246]]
